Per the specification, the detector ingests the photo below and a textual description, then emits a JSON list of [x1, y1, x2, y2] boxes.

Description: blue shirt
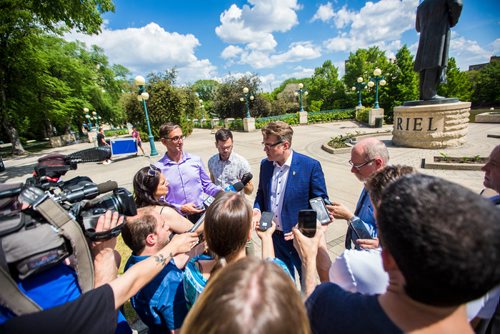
[[0, 263, 131, 334], [125, 255, 188, 333]]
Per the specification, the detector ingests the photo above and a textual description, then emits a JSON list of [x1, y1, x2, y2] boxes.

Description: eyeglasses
[[147, 164, 160, 177], [164, 135, 185, 143], [349, 159, 375, 170], [261, 140, 283, 149]]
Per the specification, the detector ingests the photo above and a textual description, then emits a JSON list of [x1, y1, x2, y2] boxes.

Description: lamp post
[[240, 87, 254, 118], [368, 68, 387, 109], [351, 77, 367, 107], [83, 107, 92, 130], [92, 111, 99, 129], [134, 75, 158, 157], [293, 83, 308, 112], [199, 99, 206, 120]]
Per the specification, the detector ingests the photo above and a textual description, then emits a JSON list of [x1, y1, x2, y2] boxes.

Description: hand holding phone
[[258, 211, 274, 232], [309, 197, 331, 225], [298, 209, 317, 238], [349, 218, 373, 240]]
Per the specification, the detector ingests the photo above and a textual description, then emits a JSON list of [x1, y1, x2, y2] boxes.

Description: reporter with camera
[[0, 210, 198, 334]]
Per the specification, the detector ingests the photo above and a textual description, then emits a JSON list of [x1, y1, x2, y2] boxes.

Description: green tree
[[191, 79, 219, 116], [437, 57, 472, 101], [308, 60, 343, 110], [0, 0, 114, 154], [213, 75, 269, 119], [471, 61, 500, 107], [344, 47, 395, 110], [386, 45, 419, 120]]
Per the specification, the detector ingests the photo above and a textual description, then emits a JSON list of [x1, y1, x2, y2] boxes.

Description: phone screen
[[298, 209, 317, 238], [349, 219, 372, 240], [259, 211, 273, 231], [309, 197, 330, 224]]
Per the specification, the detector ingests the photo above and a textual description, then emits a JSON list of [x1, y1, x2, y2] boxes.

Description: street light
[[351, 77, 367, 107], [368, 68, 387, 109], [135, 75, 158, 156], [293, 83, 308, 112], [83, 107, 92, 130], [92, 111, 99, 129], [240, 87, 254, 118], [199, 99, 206, 120]]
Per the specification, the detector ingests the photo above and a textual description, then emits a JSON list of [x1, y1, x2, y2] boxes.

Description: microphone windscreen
[[67, 147, 112, 163], [232, 182, 244, 192], [241, 172, 253, 185], [97, 180, 118, 194]]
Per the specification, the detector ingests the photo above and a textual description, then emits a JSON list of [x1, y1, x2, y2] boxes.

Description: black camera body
[[2, 150, 136, 241]]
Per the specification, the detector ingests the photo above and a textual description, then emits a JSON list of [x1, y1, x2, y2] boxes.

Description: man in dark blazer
[[414, 0, 463, 100], [253, 121, 329, 279]]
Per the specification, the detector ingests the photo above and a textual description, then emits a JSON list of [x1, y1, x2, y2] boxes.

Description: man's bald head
[[350, 138, 389, 182]]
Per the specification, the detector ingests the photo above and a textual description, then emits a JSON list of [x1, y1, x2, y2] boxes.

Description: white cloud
[[216, 0, 312, 69], [238, 41, 321, 69], [311, 2, 335, 23], [449, 34, 492, 70], [64, 22, 216, 83], [490, 38, 500, 55], [221, 45, 244, 59], [215, 0, 299, 50], [323, 0, 418, 55]]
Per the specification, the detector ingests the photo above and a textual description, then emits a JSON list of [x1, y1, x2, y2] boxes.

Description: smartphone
[[298, 209, 317, 238], [203, 196, 215, 209], [309, 197, 330, 225], [349, 219, 373, 240], [258, 211, 273, 231]]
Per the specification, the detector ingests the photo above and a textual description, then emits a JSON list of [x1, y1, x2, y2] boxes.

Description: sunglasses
[[147, 164, 160, 177]]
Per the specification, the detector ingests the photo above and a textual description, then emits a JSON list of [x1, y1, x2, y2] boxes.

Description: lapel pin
[[293, 171, 296, 176]]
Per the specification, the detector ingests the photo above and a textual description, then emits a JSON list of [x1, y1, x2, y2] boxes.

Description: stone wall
[[392, 101, 471, 149]]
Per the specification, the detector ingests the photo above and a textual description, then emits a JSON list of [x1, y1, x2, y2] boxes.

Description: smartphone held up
[[298, 209, 317, 238]]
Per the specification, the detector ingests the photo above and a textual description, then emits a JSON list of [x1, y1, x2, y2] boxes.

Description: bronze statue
[[414, 0, 463, 101]]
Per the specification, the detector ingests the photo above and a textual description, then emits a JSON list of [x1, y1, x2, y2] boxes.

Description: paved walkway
[[2, 121, 499, 259]]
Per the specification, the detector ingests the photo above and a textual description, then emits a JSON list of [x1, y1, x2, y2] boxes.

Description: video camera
[[0, 147, 136, 241]]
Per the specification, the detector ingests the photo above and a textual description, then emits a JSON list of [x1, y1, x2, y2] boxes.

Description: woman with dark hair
[[182, 192, 291, 309], [133, 165, 194, 234], [181, 257, 310, 334]]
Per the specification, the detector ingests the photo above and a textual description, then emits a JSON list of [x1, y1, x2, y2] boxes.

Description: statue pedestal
[[299, 111, 308, 124], [392, 101, 470, 149], [243, 117, 255, 132]]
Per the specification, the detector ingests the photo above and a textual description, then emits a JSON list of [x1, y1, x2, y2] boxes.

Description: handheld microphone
[[223, 172, 253, 192], [224, 182, 244, 192], [241, 172, 253, 185]]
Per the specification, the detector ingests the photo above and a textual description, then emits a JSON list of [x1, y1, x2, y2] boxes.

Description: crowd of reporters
[[0, 122, 499, 334]]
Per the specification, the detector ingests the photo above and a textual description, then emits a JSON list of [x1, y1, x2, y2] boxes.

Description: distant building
[[468, 56, 499, 71]]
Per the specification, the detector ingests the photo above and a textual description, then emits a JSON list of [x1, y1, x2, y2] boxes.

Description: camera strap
[[0, 253, 42, 315], [34, 197, 95, 293]]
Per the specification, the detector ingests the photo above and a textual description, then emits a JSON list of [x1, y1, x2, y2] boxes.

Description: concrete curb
[[321, 129, 392, 154], [421, 158, 484, 171]]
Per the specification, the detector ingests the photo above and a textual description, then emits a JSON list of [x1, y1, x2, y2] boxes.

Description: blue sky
[[65, 0, 500, 91]]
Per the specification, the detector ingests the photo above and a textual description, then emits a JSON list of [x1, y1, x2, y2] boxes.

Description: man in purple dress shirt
[[154, 123, 221, 223]]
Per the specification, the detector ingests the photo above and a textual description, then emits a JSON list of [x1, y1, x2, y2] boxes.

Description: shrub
[[355, 107, 369, 124]]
